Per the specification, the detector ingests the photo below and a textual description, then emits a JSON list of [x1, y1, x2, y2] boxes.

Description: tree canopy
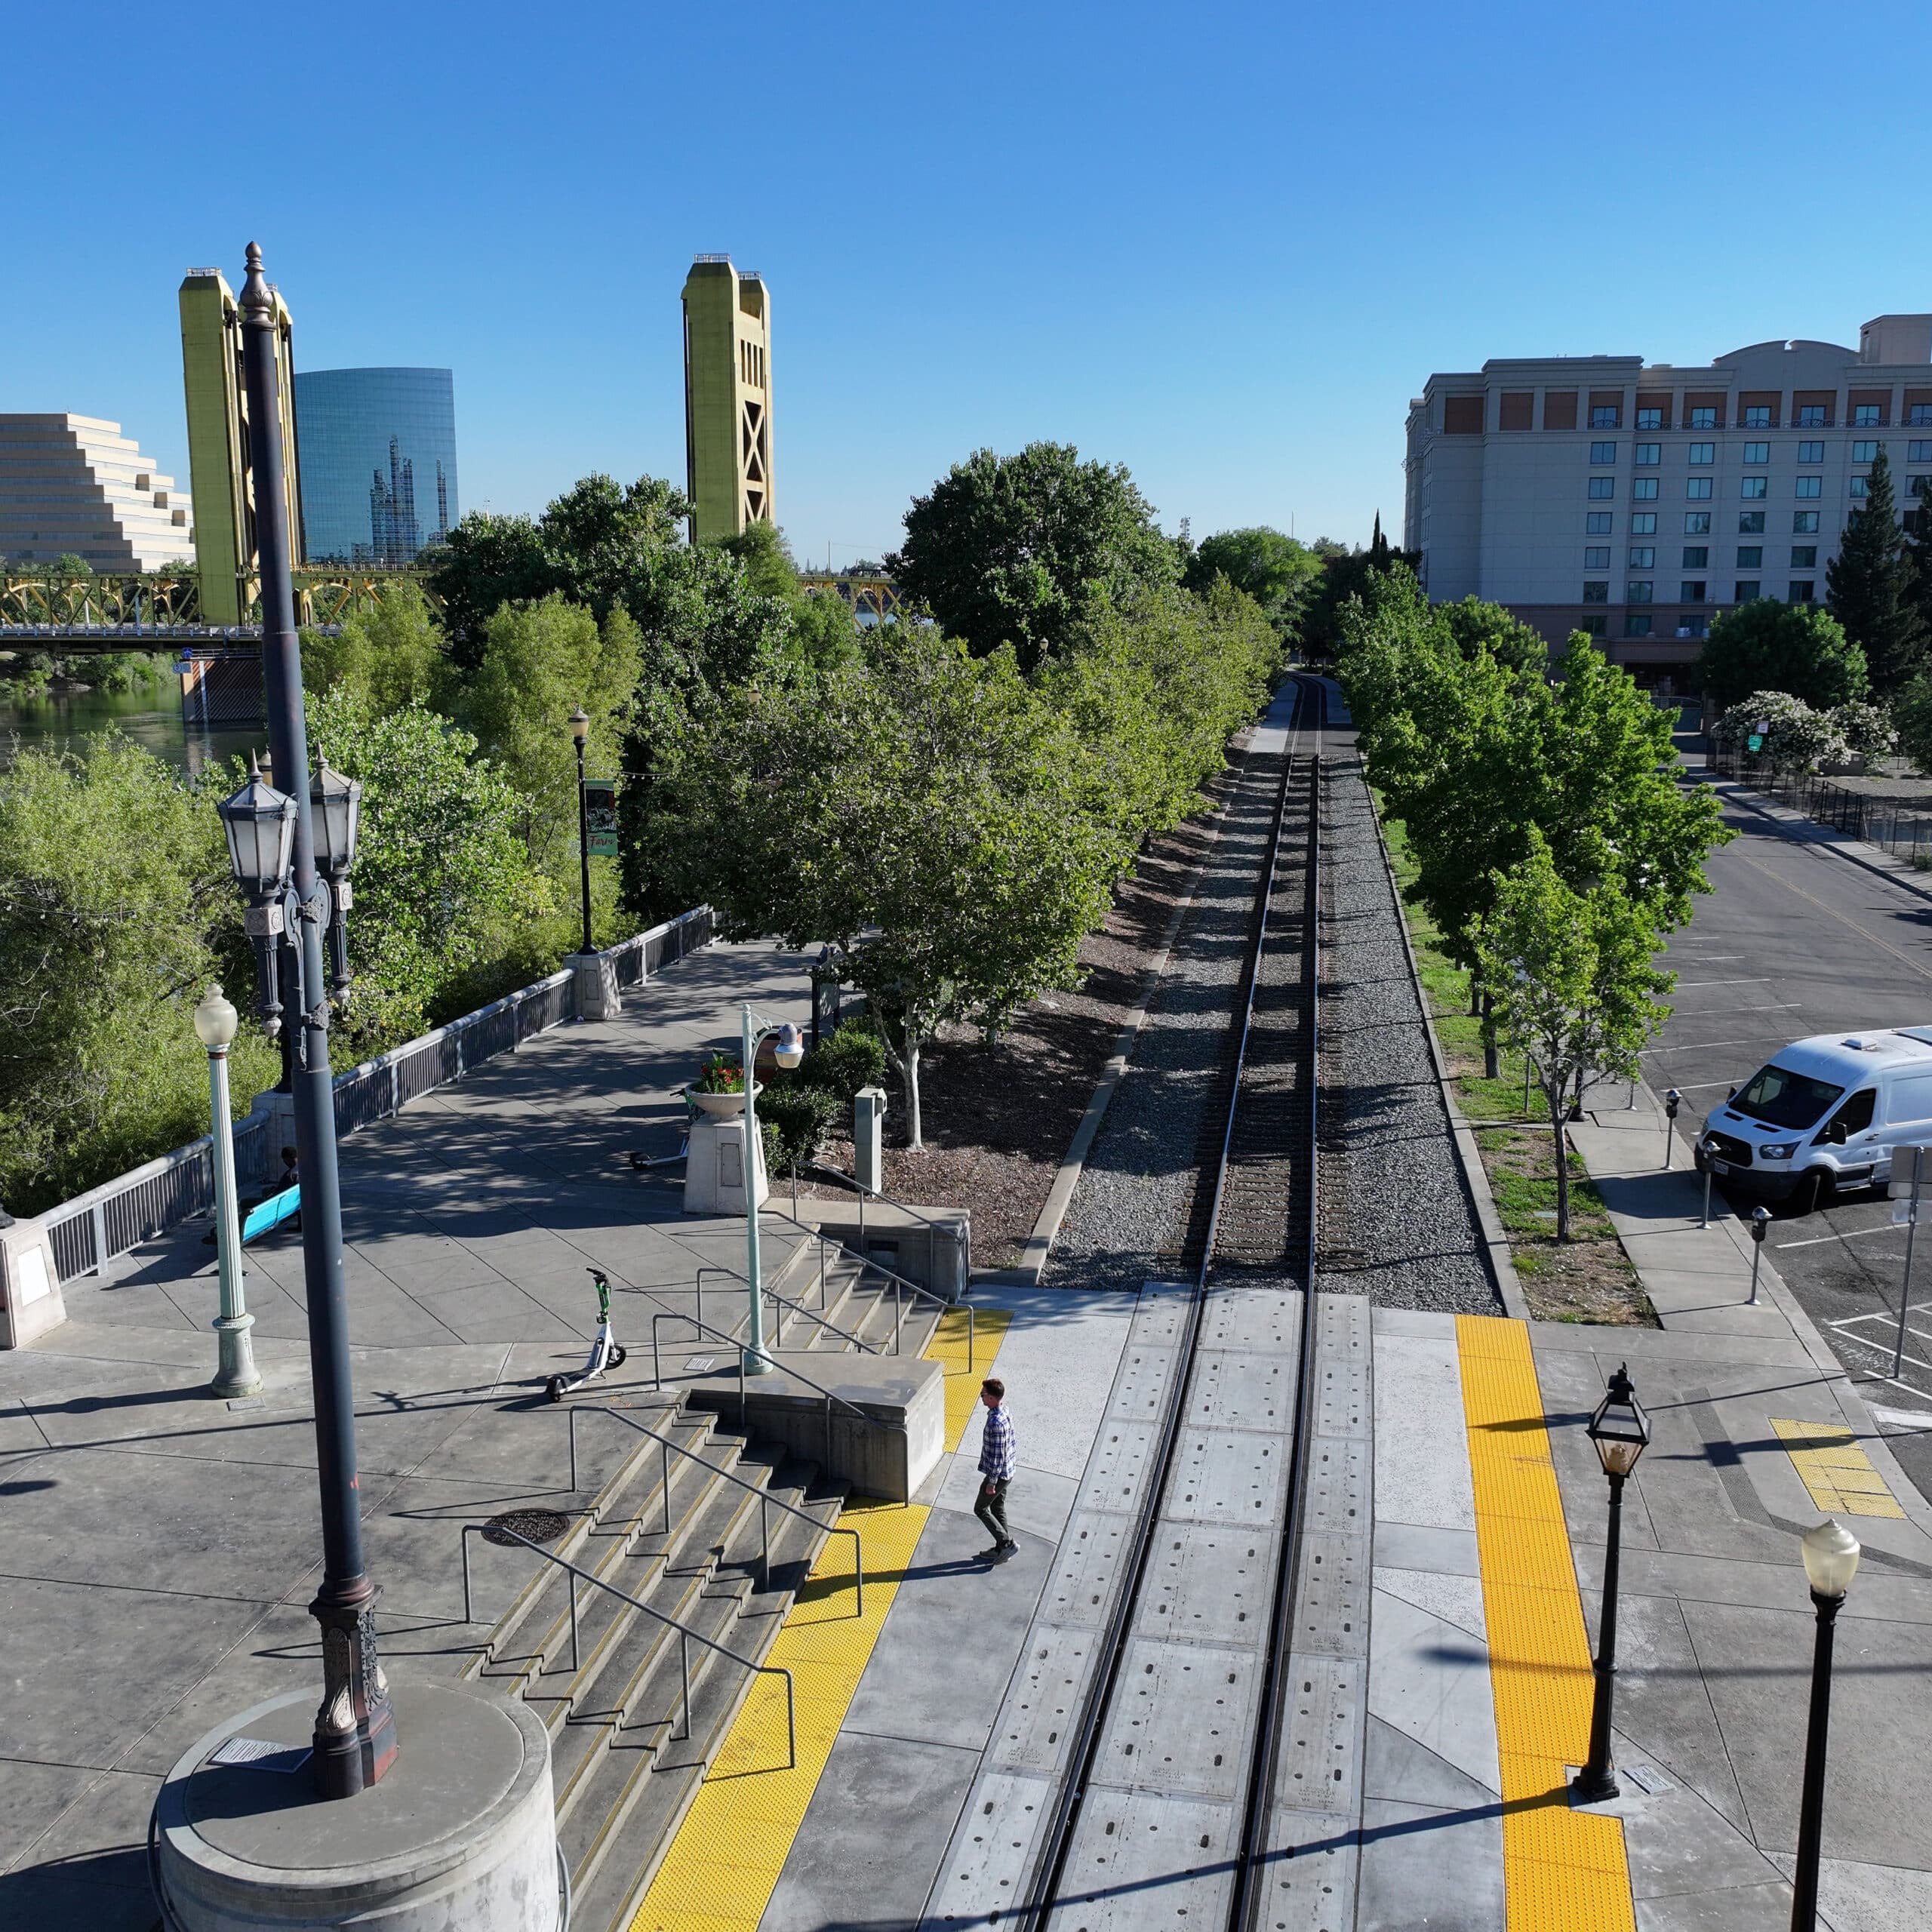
[[1181, 528, 1322, 642], [1696, 598, 1869, 714]]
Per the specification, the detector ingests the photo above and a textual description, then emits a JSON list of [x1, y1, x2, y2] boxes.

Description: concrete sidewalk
[[0, 940, 814, 1930]]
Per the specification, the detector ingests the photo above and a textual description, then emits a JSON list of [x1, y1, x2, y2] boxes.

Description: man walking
[[974, 1377, 1017, 1562]]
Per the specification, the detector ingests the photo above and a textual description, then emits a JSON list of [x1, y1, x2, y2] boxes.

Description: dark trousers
[[974, 1476, 1011, 1546]]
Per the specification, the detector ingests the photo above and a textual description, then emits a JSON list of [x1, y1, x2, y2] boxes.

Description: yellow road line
[[1771, 1417, 1906, 1519], [628, 1309, 1011, 1932], [1457, 1315, 1637, 1932]]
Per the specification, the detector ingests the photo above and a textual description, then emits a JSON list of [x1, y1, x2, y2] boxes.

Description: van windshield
[[1732, 1063, 1844, 1131]]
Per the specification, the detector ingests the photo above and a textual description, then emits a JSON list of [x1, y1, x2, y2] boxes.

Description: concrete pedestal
[[0, 1216, 65, 1349], [153, 1684, 557, 1931], [567, 950, 621, 1022], [684, 1115, 767, 1215]]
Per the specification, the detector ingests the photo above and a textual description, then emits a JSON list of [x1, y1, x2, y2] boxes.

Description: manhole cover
[[481, 1508, 571, 1548]]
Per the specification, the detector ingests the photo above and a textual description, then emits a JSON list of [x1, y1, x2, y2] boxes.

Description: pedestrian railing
[[1706, 749, 1932, 863], [36, 906, 715, 1286], [764, 1205, 974, 1367]]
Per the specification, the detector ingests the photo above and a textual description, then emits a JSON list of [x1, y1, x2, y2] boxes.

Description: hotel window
[[1589, 476, 1615, 499], [1850, 476, 1870, 498], [1629, 546, 1656, 568], [1912, 441, 1932, 462], [1678, 616, 1710, 639], [1586, 512, 1614, 534], [1630, 512, 1657, 534], [1592, 404, 1620, 428], [1583, 580, 1609, 602], [1689, 406, 1717, 429], [1853, 440, 1880, 463], [1790, 580, 1816, 602], [1682, 546, 1709, 568], [1681, 580, 1707, 602], [1742, 476, 1769, 499], [1580, 615, 1607, 638], [1797, 405, 1828, 427], [1798, 441, 1825, 463], [1627, 580, 1654, 602], [1912, 477, 1932, 500], [1912, 405, 1932, 426], [1794, 511, 1820, 532], [1744, 405, 1773, 428], [1684, 511, 1712, 534], [1736, 580, 1761, 601], [1590, 441, 1617, 463], [1791, 546, 1817, 567], [1687, 478, 1713, 499], [1854, 404, 1883, 427], [1635, 443, 1661, 465], [1737, 546, 1763, 567], [1740, 511, 1767, 532], [1743, 441, 1770, 464], [1633, 478, 1659, 500], [1637, 408, 1663, 429], [1584, 546, 1611, 568], [1689, 442, 1715, 464], [1795, 475, 1822, 497], [1625, 614, 1654, 636]]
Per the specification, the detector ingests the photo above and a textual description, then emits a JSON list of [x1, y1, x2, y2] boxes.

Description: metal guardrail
[[460, 1520, 796, 1769], [766, 1207, 973, 1368], [568, 1405, 863, 1613], [1706, 749, 1932, 861]]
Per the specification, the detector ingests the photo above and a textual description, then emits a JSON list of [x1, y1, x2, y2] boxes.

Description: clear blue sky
[[6, 1, 1929, 565]]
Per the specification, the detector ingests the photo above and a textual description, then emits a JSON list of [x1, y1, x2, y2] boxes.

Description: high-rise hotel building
[[1404, 315, 1932, 683]]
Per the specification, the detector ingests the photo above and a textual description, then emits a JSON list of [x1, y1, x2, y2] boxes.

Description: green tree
[[1478, 835, 1674, 1239], [1828, 448, 1927, 694], [1182, 528, 1322, 644], [887, 443, 1180, 669], [653, 629, 1121, 1146], [1696, 599, 1869, 713], [1300, 530, 1419, 659], [1437, 595, 1549, 675], [300, 580, 448, 713], [0, 733, 277, 1214], [1894, 673, 1932, 776]]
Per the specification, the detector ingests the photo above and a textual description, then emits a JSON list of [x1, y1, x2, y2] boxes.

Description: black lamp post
[[1571, 1361, 1651, 1804], [569, 706, 592, 958], [215, 242, 395, 1801], [1790, 1518, 1861, 1930]]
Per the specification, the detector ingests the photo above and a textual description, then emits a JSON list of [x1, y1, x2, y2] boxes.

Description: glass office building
[[293, 367, 458, 566]]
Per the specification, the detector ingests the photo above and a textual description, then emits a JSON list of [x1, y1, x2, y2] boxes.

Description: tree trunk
[[1481, 991, 1499, 1079], [1549, 1076, 1572, 1241], [903, 1032, 923, 1150], [1469, 972, 1482, 1017], [1569, 1063, 1587, 1123]]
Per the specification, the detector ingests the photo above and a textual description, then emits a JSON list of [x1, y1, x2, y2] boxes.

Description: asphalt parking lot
[[1647, 761, 1932, 1491]]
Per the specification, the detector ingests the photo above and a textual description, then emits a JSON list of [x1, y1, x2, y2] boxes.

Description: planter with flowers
[[687, 1053, 760, 1118]]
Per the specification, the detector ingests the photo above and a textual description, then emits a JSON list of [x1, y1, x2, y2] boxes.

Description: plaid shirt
[[979, 1402, 1016, 1481]]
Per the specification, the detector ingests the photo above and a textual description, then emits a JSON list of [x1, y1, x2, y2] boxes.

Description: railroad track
[[1015, 677, 1362, 1932]]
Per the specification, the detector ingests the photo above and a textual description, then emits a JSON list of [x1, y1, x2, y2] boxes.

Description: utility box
[[854, 1087, 887, 1196], [685, 1117, 767, 1217]]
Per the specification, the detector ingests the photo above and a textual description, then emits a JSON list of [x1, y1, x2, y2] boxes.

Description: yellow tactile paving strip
[[1771, 1417, 1906, 1519], [627, 1306, 1011, 1932], [1456, 1315, 1638, 1932]]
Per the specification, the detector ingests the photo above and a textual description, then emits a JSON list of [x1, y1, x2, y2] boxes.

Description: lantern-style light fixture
[[309, 751, 362, 879], [1801, 1518, 1861, 1601], [568, 706, 591, 746], [192, 983, 239, 1052], [773, 1021, 804, 1070], [218, 755, 297, 899], [1586, 1362, 1651, 1478]]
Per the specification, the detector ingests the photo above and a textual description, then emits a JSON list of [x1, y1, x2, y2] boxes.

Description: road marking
[[1776, 1224, 1900, 1250], [1734, 851, 1932, 985], [1770, 1417, 1907, 1518], [1644, 1035, 1788, 1055], [1675, 977, 1773, 986], [1869, 1403, 1932, 1433]]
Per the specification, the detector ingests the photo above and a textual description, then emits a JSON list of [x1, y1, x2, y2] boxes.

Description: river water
[[0, 682, 257, 775]]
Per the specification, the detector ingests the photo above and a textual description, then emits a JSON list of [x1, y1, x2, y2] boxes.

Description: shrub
[[1827, 700, 1896, 761], [758, 1084, 841, 1173], [801, 1025, 887, 1100], [1710, 690, 1847, 770]]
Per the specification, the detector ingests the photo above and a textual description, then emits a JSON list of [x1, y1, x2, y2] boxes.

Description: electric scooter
[[546, 1268, 629, 1402]]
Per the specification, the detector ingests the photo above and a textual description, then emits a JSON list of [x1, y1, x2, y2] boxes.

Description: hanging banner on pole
[[584, 777, 620, 857]]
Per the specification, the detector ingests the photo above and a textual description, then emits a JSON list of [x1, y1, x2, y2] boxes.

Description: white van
[[1694, 1028, 1932, 1212]]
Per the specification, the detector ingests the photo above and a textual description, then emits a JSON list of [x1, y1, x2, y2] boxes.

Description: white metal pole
[[1895, 1149, 1923, 1379], [742, 1003, 771, 1375], [208, 1042, 261, 1397]]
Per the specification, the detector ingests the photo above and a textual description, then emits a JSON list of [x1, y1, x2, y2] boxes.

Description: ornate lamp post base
[[210, 1312, 262, 1400], [310, 1592, 398, 1798]]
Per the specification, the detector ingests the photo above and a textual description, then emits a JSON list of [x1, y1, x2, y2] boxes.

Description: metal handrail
[[765, 1205, 974, 1368], [461, 1521, 795, 1768], [638, 1263, 877, 1357], [801, 1159, 971, 1261], [571, 1405, 863, 1614]]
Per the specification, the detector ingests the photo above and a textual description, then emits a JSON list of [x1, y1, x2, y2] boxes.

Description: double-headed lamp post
[[1571, 1362, 1652, 1804], [568, 706, 593, 958], [1790, 1518, 1861, 1931], [212, 241, 394, 1802], [194, 984, 261, 1400], [739, 1004, 804, 1375]]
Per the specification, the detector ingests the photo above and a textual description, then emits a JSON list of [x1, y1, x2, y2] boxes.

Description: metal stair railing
[[626, 1264, 877, 1357], [460, 1521, 795, 1768], [569, 1405, 863, 1613], [764, 1204, 974, 1368], [798, 1158, 971, 1268]]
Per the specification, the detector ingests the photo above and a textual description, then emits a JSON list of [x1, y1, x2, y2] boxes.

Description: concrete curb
[[1697, 766, 1932, 909], [1365, 797, 1530, 1322]]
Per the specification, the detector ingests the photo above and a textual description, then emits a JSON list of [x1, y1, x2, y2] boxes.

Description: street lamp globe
[[1587, 1362, 1651, 1478], [1801, 1518, 1862, 1600], [217, 756, 297, 897], [773, 1022, 804, 1070], [193, 983, 239, 1051], [568, 706, 590, 746], [309, 752, 362, 876]]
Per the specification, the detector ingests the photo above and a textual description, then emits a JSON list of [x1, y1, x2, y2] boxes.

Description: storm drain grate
[[481, 1507, 571, 1548]]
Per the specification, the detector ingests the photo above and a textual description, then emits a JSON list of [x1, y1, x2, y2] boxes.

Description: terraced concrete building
[[681, 255, 772, 543], [0, 414, 195, 570]]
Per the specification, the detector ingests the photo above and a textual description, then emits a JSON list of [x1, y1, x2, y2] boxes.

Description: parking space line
[[1675, 977, 1773, 987], [1776, 1225, 1900, 1250], [1644, 1036, 1789, 1055]]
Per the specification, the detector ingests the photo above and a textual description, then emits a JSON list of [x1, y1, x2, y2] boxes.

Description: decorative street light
[[211, 242, 394, 1801], [1790, 1518, 1861, 1931], [193, 984, 261, 1401], [740, 1003, 804, 1375], [1571, 1362, 1651, 1804], [569, 707, 593, 959]]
